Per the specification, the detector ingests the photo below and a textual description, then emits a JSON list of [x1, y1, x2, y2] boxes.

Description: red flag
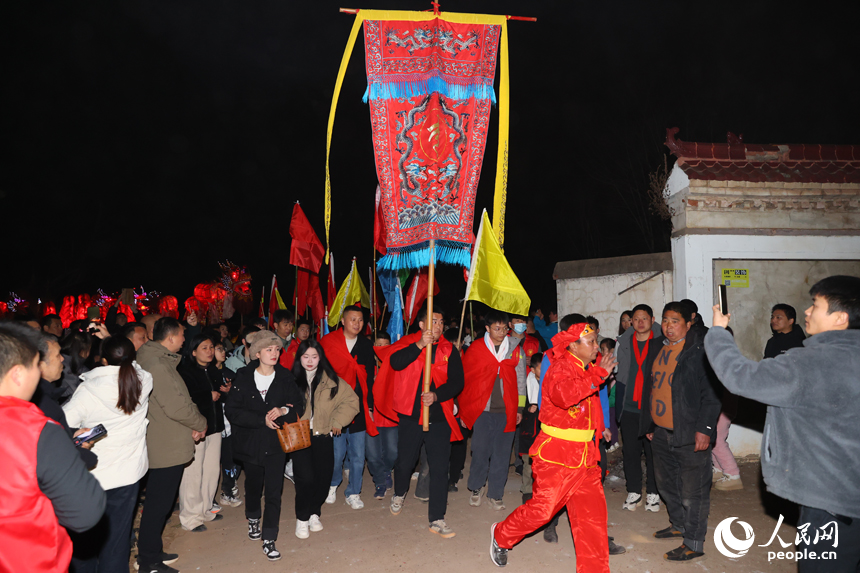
[[404, 269, 440, 326], [307, 273, 325, 323], [258, 286, 266, 319], [269, 276, 281, 320], [373, 185, 387, 255], [289, 203, 325, 272]]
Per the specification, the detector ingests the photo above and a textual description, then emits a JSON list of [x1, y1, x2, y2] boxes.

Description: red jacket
[[460, 338, 522, 432], [373, 331, 463, 441], [320, 330, 378, 437], [279, 338, 299, 370], [522, 334, 541, 360], [0, 397, 72, 572], [534, 349, 607, 469]]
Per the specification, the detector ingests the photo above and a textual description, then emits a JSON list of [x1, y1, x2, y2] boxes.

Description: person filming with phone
[[706, 275, 860, 571]]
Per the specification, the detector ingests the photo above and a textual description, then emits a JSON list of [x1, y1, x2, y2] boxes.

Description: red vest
[[522, 334, 540, 359], [0, 396, 73, 572], [279, 338, 299, 370], [460, 338, 522, 432]]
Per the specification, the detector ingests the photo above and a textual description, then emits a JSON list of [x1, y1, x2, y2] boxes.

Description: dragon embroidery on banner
[[394, 93, 468, 229], [386, 27, 481, 57]]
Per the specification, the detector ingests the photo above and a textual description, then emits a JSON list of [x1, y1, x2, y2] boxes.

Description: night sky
[[5, 1, 858, 318]]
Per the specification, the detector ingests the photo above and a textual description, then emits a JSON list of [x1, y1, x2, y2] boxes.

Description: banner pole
[[422, 239, 435, 432], [469, 301, 474, 341], [457, 297, 467, 350]]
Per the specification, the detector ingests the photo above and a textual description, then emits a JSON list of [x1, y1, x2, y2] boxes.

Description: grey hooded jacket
[[705, 327, 860, 518]]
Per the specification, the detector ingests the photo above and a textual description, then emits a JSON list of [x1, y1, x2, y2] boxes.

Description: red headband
[[550, 323, 594, 349]]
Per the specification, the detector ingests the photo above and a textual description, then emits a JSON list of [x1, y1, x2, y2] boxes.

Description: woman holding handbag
[[290, 339, 359, 539], [226, 330, 302, 561]]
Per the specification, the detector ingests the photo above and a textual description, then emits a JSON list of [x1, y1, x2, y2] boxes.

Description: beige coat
[[301, 372, 359, 436], [136, 341, 207, 469]]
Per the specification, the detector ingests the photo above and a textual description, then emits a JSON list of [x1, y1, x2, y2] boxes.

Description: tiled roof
[[665, 127, 860, 184]]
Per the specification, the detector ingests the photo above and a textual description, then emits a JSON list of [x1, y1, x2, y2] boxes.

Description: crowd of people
[[1, 274, 858, 573]]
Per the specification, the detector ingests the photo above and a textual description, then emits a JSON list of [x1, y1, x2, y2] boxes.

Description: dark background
[[4, 1, 858, 317]]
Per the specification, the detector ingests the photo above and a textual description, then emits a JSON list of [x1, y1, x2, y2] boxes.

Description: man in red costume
[[0, 323, 106, 573], [490, 323, 617, 571], [373, 303, 463, 539], [320, 306, 377, 510], [460, 309, 526, 511]]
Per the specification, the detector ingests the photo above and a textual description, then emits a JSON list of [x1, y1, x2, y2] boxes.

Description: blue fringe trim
[[362, 75, 496, 104], [377, 240, 471, 271]]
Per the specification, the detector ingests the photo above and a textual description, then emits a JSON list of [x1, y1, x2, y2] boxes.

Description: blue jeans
[[366, 426, 398, 487], [331, 430, 366, 496]]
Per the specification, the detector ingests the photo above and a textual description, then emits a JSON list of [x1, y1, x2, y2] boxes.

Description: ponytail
[[102, 336, 143, 415]]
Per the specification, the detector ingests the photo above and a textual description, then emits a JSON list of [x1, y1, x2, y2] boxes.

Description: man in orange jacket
[[490, 323, 617, 572]]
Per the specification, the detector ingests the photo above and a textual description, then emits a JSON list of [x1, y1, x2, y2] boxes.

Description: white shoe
[[325, 486, 337, 504], [607, 442, 620, 453], [309, 514, 323, 532], [623, 492, 642, 511], [345, 494, 364, 509], [645, 493, 661, 512], [295, 520, 309, 539]]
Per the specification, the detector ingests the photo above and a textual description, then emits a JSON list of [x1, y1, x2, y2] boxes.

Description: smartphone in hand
[[719, 284, 729, 315], [74, 424, 107, 447]]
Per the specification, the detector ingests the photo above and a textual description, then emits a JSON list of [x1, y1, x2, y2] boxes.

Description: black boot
[[608, 536, 626, 555], [543, 515, 559, 543]]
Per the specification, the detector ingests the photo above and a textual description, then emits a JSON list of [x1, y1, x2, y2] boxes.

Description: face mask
[[513, 323, 527, 334]]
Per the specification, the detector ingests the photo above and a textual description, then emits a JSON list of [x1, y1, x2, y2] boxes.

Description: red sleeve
[[545, 360, 607, 410]]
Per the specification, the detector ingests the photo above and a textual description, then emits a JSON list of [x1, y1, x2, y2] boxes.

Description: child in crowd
[[518, 353, 542, 503], [599, 339, 620, 451]]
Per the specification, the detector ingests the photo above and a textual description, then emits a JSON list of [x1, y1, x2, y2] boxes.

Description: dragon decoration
[[3, 262, 254, 328]]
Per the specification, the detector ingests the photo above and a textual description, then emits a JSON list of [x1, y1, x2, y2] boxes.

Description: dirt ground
[[138, 450, 802, 572]]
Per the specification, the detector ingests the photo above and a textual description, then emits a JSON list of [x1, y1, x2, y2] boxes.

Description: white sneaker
[[295, 520, 309, 539], [390, 495, 405, 515], [645, 493, 661, 512], [607, 442, 620, 453], [325, 486, 337, 504], [345, 494, 364, 509], [309, 514, 323, 532], [623, 492, 642, 511]]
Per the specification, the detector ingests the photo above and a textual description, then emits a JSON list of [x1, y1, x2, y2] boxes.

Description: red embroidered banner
[[364, 18, 501, 271]]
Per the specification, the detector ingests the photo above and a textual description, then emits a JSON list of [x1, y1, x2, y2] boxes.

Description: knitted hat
[[247, 330, 284, 359]]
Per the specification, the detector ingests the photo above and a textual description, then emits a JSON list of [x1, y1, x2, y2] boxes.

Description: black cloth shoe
[[490, 523, 507, 567], [448, 483, 458, 492], [654, 526, 684, 539], [190, 524, 207, 532], [521, 493, 532, 505], [608, 537, 626, 555], [211, 514, 223, 522], [664, 544, 705, 562], [543, 523, 558, 544]]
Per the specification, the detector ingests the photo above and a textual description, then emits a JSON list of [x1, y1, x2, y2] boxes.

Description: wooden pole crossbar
[[339, 6, 536, 21]]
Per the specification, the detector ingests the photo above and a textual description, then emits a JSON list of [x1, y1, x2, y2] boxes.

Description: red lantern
[[158, 296, 179, 319], [184, 297, 202, 321], [42, 301, 57, 316], [59, 296, 76, 328]]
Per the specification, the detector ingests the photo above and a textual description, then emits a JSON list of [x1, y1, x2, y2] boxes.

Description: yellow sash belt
[[542, 424, 594, 442]]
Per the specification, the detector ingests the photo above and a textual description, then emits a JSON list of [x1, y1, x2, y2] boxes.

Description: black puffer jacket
[[226, 361, 302, 465], [638, 328, 722, 447], [763, 324, 806, 358], [178, 361, 224, 436]]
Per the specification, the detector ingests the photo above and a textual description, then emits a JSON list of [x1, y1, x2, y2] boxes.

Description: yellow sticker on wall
[[721, 268, 749, 288]]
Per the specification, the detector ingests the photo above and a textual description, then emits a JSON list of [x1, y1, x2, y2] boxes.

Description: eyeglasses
[[490, 326, 509, 333]]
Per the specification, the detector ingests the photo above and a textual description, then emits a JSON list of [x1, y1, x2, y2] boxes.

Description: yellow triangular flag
[[328, 259, 370, 327], [274, 288, 287, 311], [465, 210, 530, 316]]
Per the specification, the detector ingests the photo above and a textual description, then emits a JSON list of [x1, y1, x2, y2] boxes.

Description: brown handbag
[[276, 418, 312, 453]]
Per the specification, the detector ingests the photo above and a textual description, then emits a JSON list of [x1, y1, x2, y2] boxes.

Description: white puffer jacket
[[63, 362, 153, 490]]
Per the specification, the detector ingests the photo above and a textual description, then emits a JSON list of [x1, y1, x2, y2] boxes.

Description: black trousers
[[137, 464, 184, 566], [292, 435, 334, 521], [620, 411, 657, 495], [797, 505, 860, 573], [244, 452, 286, 541], [220, 434, 242, 496], [448, 425, 471, 486], [394, 419, 451, 523], [651, 426, 712, 553]]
